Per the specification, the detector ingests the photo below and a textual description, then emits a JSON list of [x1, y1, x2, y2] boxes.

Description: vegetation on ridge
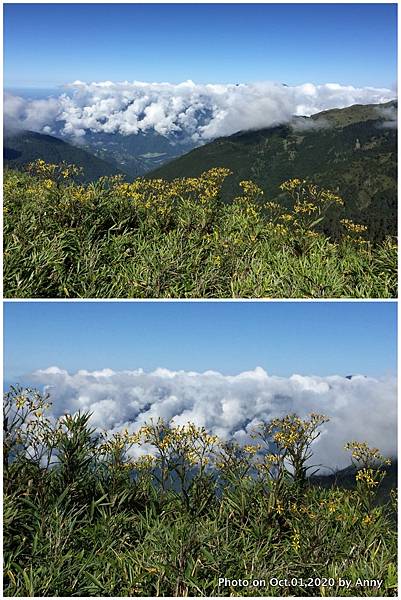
[[148, 102, 397, 243], [4, 130, 125, 182], [3, 386, 397, 596], [4, 161, 397, 298]]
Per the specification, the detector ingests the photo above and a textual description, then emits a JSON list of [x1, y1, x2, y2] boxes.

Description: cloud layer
[[5, 80, 396, 140], [29, 366, 397, 471]]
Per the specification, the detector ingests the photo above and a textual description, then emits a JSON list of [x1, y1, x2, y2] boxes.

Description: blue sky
[[3, 301, 397, 381], [4, 3, 397, 88]]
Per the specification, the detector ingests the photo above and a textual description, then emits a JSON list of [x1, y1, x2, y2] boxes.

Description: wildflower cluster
[[216, 440, 260, 484], [3, 386, 53, 475], [362, 512, 375, 527], [340, 219, 368, 235], [134, 454, 155, 471], [279, 178, 345, 238], [239, 180, 264, 201], [135, 420, 218, 507], [98, 428, 141, 471], [279, 179, 345, 208], [345, 441, 391, 510], [264, 200, 285, 222], [114, 168, 232, 230], [67, 184, 97, 204], [265, 221, 289, 237], [344, 441, 391, 468], [319, 492, 344, 515], [26, 159, 83, 184], [293, 201, 318, 215], [255, 451, 286, 484], [291, 529, 301, 552], [355, 468, 379, 488], [339, 219, 369, 247], [253, 413, 329, 486]]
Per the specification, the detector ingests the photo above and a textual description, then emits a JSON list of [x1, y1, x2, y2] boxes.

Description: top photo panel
[[3, 3, 397, 299]]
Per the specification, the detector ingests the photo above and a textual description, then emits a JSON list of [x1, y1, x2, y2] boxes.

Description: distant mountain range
[[148, 101, 397, 241], [4, 130, 124, 182], [4, 127, 197, 181]]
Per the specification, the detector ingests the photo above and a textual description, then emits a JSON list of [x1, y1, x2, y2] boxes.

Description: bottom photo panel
[[3, 300, 397, 598]]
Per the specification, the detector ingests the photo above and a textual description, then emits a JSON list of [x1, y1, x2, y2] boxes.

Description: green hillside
[[4, 131, 126, 183], [148, 101, 397, 242], [309, 101, 396, 127]]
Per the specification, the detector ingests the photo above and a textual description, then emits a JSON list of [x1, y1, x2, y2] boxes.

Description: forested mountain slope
[[148, 101, 397, 241]]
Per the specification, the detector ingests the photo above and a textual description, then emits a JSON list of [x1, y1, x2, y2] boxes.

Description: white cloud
[[375, 103, 398, 129], [4, 80, 396, 141], [4, 92, 62, 135], [29, 366, 397, 471]]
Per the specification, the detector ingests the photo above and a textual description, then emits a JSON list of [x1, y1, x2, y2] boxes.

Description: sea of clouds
[[28, 366, 397, 471], [4, 80, 396, 141]]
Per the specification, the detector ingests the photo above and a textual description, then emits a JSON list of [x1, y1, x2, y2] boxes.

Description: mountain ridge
[[147, 100, 397, 241], [4, 130, 126, 182]]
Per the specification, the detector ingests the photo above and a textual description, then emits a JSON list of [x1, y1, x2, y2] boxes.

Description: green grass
[[3, 165, 397, 298], [3, 387, 397, 597]]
